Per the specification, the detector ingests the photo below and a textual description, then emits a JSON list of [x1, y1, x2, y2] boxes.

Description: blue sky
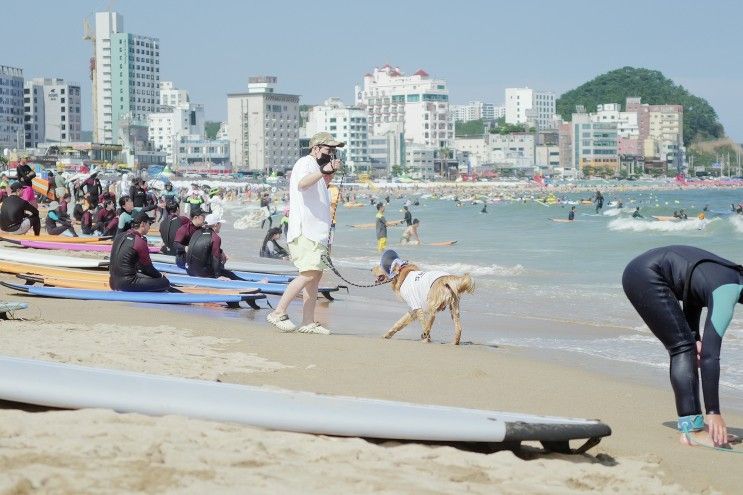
[[3, 0, 741, 141]]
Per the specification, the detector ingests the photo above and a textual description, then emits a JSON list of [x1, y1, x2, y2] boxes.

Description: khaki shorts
[[288, 235, 328, 273]]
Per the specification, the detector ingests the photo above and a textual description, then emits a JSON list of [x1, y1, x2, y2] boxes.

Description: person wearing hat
[[186, 212, 237, 279], [0, 182, 41, 235], [173, 206, 206, 268], [266, 131, 343, 334], [109, 212, 170, 292], [45, 200, 78, 237]]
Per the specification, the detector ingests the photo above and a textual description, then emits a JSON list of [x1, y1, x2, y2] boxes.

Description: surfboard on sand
[[429, 240, 457, 246], [0, 355, 612, 452], [1, 282, 266, 307], [0, 248, 108, 268], [0, 234, 111, 244]]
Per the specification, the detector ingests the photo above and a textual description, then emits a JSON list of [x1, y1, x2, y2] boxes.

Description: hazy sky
[[3, 0, 741, 140]]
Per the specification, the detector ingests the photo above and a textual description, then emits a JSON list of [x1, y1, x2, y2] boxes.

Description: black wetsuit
[[622, 245, 743, 419], [185, 228, 237, 279], [0, 195, 41, 235], [404, 210, 412, 226], [109, 230, 170, 292], [15, 164, 35, 187], [568, 210, 575, 221], [45, 210, 77, 236], [159, 214, 189, 255]]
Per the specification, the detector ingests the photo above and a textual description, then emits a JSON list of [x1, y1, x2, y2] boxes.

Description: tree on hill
[[556, 67, 724, 145], [455, 119, 486, 137], [205, 121, 221, 140]]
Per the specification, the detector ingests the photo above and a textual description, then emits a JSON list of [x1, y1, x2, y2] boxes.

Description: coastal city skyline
[[3, 0, 742, 141]]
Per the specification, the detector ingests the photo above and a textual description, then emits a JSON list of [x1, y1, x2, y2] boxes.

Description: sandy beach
[[0, 278, 741, 495]]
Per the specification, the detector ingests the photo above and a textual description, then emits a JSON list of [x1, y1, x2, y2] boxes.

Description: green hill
[[556, 67, 724, 145]]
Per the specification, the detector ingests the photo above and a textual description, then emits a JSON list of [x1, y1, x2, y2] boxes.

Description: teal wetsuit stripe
[[710, 284, 743, 337]]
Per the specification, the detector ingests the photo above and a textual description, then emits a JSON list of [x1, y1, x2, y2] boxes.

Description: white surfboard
[[0, 356, 611, 447], [150, 253, 297, 275], [0, 248, 107, 268]]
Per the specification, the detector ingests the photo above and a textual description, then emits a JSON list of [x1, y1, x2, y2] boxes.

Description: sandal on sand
[[267, 313, 296, 332], [296, 322, 331, 335]]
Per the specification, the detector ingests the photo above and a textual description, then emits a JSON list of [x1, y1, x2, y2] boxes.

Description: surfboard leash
[[679, 417, 743, 454]]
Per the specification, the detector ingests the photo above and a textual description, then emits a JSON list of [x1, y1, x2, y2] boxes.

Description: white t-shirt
[[287, 155, 331, 244], [398, 271, 449, 311]]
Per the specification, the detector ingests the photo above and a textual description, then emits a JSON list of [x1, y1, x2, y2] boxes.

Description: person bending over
[[186, 213, 238, 279], [0, 182, 41, 235], [623, 245, 742, 448], [109, 213, 170, 292]]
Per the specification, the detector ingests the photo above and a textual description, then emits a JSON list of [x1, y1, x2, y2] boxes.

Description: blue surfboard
[[1, 282, 266, 306], [164, 274, 341, 298], [152, 262, 294, 284]]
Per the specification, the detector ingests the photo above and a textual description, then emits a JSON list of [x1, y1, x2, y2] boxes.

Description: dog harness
[[399, 271, 449, 310]]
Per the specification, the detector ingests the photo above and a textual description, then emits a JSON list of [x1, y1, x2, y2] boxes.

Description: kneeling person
[[109, 213, 170, 292], [186, 213, 238, 279]]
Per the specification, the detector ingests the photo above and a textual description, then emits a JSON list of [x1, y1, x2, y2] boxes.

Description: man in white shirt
[[267, 132, 343, 334]]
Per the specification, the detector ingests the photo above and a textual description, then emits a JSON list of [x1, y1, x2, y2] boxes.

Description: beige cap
[[309, 132, 345, 148]]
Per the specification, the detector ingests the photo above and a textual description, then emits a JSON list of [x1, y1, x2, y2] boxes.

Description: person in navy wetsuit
[[622, 245, 742, 447]]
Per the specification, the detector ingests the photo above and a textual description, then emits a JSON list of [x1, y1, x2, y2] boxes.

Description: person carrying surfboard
[[109, 212, 169, 292], [266, 132, 343, 334]]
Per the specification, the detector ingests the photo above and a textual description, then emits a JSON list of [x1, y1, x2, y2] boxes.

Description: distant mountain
[[556, 67, 724, 145]]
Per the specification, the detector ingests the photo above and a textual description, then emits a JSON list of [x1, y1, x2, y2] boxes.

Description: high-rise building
[[159, 81, 189, 107], [571, 112, 619, 173], [354, 65, 453, 149], [94, 11, 160, 144], [504, 87, 555, 130], [23, 78, 82, 147], [0, 65, 24, 150], [226, 76, 300, 171], [305, 98, 368, 170]]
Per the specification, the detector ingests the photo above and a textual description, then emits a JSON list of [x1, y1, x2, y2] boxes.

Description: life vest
[[109, 231, 140, 287], [159, 214, 182, 254], [186, 228, 215, 277]]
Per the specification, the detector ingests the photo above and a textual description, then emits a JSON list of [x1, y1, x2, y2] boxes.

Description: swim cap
[[380, 249, 406, 278]]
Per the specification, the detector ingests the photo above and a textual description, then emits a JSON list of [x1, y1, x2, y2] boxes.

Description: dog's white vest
[[398, 271, 449, 311]]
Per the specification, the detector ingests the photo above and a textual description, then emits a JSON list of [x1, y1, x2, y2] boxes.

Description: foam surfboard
[[1, 282, 265, 306], [18, 275, 260, 296], [0, 248, 108, 268], [0, 234, 111, 244], [429, 241, 458, 246], [0, 261, 106, 280], [151, 262, 294, 284], [150, 254, 298, 275], [0, 355, 612, 449], [18, 240, 160, 253], [350, 220, 404, 229], [165, 274, 341, 299], [652, 216, 680, 222], [550, 219, 575, 223], [31, 177, 53, 200]]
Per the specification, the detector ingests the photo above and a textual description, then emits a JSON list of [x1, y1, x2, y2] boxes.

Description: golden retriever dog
[[372, 250, 475, 345]]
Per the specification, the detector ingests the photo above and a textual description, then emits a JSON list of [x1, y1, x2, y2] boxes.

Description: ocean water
[[219, 185, 743, 408]]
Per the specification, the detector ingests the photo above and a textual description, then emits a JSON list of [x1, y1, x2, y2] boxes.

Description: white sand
[[0, 321, 288, 379]]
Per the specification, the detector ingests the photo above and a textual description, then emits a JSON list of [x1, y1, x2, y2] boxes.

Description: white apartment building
[[367, 130, 404, 177], [535, 144, 560, 170], [305, 97, 368, 170], [505, 87, 555, 130], [405, 143, 436, 178], [488, 132, 536, 169], [94, 11, 160, 144], [493, 105, 505, 119], [227, 76, 300, 172], [354, 65, 453, 148], [593, 103, 639, 139], [147, 102, 205, 164], [0, 65, 24, 150], [451, 101, 495, 122], [23, 78, 81, 147], [453, 136, 488, 168], [159, 81, 189, 107]]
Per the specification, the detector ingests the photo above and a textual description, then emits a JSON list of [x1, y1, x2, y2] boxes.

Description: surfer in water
[[568, 206, 576, 221], [632, 207, 643, 219], [594, 190, 604, 213], [481, 203, 488, 214], [401, 219, 421, 245], [622, 245, 742, 448]]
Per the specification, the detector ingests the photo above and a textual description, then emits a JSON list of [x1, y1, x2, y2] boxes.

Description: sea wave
[[730, 215, 743, 233], [607, 217, 719, 232], [602, 208, 624, 216], [421, 262, 525, 277]]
